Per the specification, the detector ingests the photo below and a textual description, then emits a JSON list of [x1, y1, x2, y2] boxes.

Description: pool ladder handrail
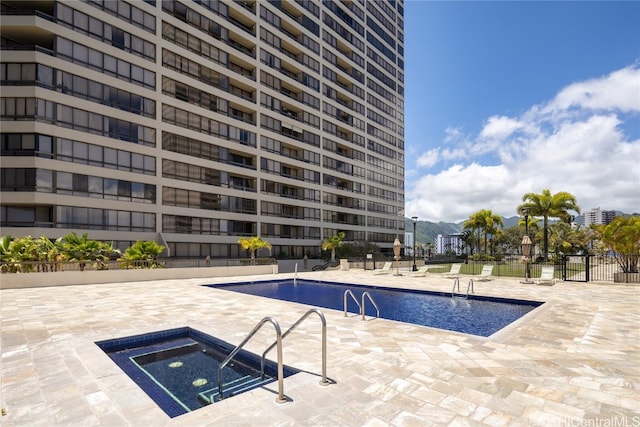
[[261, 308, 329, 386], [452, 278, 474, 299], [343, 290, 380, 320], [343, 289, 361, 317], [466, 279, 474, 297], [361, 291, 380, 320], [451, 278, 460, 297], [217, 316, 286, 403]]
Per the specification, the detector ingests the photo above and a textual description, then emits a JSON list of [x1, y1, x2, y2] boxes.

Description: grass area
[[427, 262, 564, 279]]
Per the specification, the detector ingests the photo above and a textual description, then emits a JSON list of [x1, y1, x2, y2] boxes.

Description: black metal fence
[[400, 254, 632, 283]]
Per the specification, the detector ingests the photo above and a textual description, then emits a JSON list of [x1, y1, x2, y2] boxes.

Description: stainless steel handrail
[[466, 279, 474, 298], [451, 278, 460, 297], [217, 317, 286, 403], [343, 289, 361, 317], [361, 292, 380, 320], [261, 309, 329, 386]]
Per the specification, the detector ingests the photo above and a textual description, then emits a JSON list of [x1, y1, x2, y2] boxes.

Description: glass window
[[88, 144, 102, 165], [132, 212, 144, 229], [144, 156, 155, 173], [88, 208, 104, 226], [104, 178, 118, 199], [57, 38, 73, 57], [118, 150, 131, 169], [73, 44, 89, 63], [57, 172, 73, 191], [37, 135, 52, 155], [89, 49, 103, 69], [73, 207, 88, 225], [37, 65, 53, 86], [131, 182, 144, 200], [104, 148, 117, 167], [131, 153, 144, 171], [104, 55, 117, 74], [73, 174, 88, 193], [117, 211, 130, 227], [36, 169, 53, 190], [74, 141, 88, 161], [118, 180, 131, 198], [88, 176, 103, 196]]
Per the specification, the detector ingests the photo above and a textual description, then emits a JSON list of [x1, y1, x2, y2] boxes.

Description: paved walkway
[[1, 270, 639, 426]]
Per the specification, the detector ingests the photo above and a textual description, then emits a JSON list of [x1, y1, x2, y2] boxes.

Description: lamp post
[[411, 216, 418, 271], [521, 208, 532, 283]]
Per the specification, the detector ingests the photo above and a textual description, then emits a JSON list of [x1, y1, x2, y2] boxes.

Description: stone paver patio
[[1, 269, 639, 426]]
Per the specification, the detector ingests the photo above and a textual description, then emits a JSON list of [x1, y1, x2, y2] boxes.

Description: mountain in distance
[[405, 216, 522, 245], [406, 211, 636, 244]]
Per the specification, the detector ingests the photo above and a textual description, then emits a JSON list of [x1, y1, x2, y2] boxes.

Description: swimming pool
[[96, 327, 298, 417], [207, 279, 543, 337]]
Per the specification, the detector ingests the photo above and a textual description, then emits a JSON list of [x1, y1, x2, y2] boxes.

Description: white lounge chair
[[536, 266, 557, 286], [374, 262, 392, 274], [442, 263, 462, 278], [408, 265, 430, 277], [475, 265, 494, 281]]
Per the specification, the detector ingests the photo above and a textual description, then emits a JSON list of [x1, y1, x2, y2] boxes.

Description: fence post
[[585, 254, 590, 282]]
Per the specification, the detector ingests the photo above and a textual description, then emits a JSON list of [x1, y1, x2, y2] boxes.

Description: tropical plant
[[518, 189, 580, 261], [337, 240, 380, 258], [118, 240, 165, 269], [592, 216, 640, 273], [32, 235, 65, 272], [237, 236, 272, 265], [60, 232, 110, 271], [1, 235, 26, 273], [322, 232, 345, 263]]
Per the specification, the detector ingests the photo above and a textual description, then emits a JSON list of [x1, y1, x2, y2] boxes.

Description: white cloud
[[543, 65, 640, 115], [479, 116, 524, 140], [416, 148, 440, 168], [407, 65, 640, 223]]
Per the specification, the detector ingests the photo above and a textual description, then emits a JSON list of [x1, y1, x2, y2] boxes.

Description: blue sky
[[403, 1, 640, 223]]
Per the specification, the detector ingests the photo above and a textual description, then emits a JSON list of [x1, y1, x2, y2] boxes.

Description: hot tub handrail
[[261, 309, 329, 386], [361, 291, 380, 320], [217, 316, 286, 403], [343, 289, 361, 317]]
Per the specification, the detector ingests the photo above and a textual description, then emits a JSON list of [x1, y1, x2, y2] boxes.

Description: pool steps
[[199, 375, 275, 403]]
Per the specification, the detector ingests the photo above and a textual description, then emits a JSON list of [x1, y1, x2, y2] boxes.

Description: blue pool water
[[96, 327, 298, 417], [207, 279, 543, 337]]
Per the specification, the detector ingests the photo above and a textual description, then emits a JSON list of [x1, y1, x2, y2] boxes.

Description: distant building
[[583, 208, 616, 227], [435, 233, 464, 255]]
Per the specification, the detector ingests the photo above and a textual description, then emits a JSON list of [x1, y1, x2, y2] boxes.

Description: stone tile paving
[[1, 270, 639, 426]]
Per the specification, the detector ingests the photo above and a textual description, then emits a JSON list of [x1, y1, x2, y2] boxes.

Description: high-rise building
[[435, 233, 465, 256], [583, 207, 616, 227], [1, 0, 405, 259]]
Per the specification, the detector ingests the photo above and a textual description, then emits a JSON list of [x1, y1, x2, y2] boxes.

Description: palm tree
[[518, 189, 580, 261], [592, 216, 640, 274], [463, 211, 485, 255], [238, 236, 272, 265], [464, 209, 503, 258], [322, 232, 345, 263]]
